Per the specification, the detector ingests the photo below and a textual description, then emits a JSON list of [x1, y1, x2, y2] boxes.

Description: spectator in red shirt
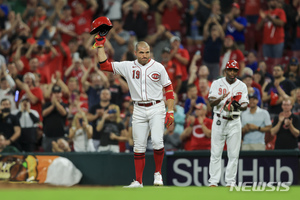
[[188, 53, 212, 91], [48, 33, 73, 76], [244, 0, 261, 24], [256, 0, 286, 58], [13, 39, 35, 76], [67, 38, 79, 56], [158, 0, 183, 36], [56, 5, 77, 45], [68, 0, 87, 17], [15, 72, 44, 121], [27, 6, 48, 39], [28, 57, 48, 84], [35, 40, 58, 83], [62, 77, 88, 105], [170, 36, 190, 94], [219, 35, 245, 76], [160, 47, 182, 94], [68, 89, 88, 115], [73, 0, 98, 36], [22, 39, 58, 84], [64, 57, 86, 88], [198, 78, 211, 100], [292, 5, 300, 50], [180, 103, 212, 151]]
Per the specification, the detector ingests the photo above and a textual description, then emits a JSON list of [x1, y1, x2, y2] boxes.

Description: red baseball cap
[[225, 35, 234, 41], [226, 60, 239, 70], [195, 103, 207, 110], [232, 3, 240, 9]]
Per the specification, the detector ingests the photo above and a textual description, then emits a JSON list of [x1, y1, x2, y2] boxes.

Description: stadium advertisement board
[[167, 156, 299, 186]]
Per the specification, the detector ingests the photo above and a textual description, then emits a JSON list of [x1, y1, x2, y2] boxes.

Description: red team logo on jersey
[[148, 72, 161, 82], [193, 125, 205, 138]]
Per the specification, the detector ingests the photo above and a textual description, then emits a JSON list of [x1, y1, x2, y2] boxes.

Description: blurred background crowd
[[0, 0, 300, 153]]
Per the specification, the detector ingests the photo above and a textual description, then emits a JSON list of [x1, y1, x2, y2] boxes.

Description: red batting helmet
[[226, 60, 239, 70], [90, 16, 113, 36]]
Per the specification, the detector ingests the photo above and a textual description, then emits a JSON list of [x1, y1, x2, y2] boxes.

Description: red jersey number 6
[[218, 88, 227, 95]]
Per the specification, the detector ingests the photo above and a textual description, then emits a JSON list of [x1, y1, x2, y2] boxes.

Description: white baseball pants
[[209, 115, 241, 186], [132, 101, 165, 153]]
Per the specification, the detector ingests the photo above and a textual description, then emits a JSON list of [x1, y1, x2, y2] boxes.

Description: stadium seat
[[292, 50, 300, 58], [265, 132, 276, 150], [245, 24, 256, 51], [263, 57, 282, 74], [281, 56, 290, 69]]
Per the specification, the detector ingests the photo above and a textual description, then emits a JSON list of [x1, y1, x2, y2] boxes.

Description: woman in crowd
[[69, 112, 95, 152]]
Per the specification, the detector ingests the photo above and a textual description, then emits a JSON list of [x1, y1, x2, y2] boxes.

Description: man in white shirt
[[241, 94, 272, 150]]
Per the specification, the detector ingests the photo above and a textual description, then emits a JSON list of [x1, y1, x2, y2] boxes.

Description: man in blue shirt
[[241, 94, 272, 150], [184, 84, 206, 116], [223, 3, 247, 52]]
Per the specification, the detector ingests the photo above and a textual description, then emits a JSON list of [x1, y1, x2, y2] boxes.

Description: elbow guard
[[165, 84, 175, 100], [98, 59, 113, 72]]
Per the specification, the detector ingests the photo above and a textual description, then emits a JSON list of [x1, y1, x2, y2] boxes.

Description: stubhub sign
[[166, 156, 299, 186]]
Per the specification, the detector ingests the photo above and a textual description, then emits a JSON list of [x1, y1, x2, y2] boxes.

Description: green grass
[[1, 186, 299, 200]]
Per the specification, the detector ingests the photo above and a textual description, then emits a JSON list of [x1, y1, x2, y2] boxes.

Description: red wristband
[[165, 84, 174, 100], [99, 59, 113, 72]]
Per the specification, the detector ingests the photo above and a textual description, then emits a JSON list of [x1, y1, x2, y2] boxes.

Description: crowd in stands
[[0, 0, 300, 153]]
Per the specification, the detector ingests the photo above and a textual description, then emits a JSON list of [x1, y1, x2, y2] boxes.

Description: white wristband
[[167, 111, 174, 113]]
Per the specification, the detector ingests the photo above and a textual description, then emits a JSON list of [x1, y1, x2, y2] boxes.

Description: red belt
[[217, 113, 233, 121], [136, 100, 161, 107]]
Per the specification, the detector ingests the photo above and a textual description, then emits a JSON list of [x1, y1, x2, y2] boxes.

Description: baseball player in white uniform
[[208, 60, 249, 187], [93, 36, 175, 188]]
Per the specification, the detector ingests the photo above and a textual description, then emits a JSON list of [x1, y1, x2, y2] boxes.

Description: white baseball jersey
[[111, 59, 171, 101], [208, 77, 249, 186], [208, 77, 249, 116]]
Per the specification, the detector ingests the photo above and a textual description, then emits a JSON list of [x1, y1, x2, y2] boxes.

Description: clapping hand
[[110, 132, 117, 140], [96, 109, 104, 117], [284, 118, 292, 127], [259, 10, 266, 20], [102, 110, 109, 119], [51, 94, 57, 106], [187, 115, 196, 126], [192, 53, 201, 62], [190, 99, 196, 107], [278, 113, 285, 122], [22, 83, 30, 92]]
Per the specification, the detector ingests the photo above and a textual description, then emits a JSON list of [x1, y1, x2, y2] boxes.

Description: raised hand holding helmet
[[93, 35, 106, 48]]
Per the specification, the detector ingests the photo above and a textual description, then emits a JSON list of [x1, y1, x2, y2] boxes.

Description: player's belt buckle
[[216, 113, 233, 121], [136, 100, 161, 107]]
